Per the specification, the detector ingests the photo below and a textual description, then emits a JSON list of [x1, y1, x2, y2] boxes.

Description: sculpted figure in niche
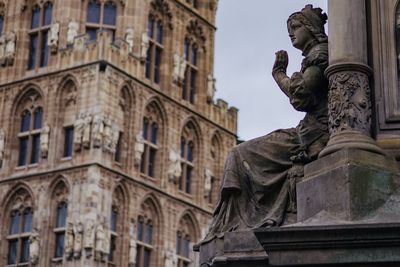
[[164, 247, 178, 267], [74, 112, 85, 151], [82, 113, 93, 149], [67, 21, 79, 46], [134, 131, 145, 166], [0, 129, 5, 167], [179, 56, 187, 81], [5, 31, 16, 65], [73, 222, 84, 259], [92, 114, 104, 148], [125, 28, 134, 53], [204, 168, 213, 198], [48, 22, 60, 53], [128, 237, 137, 267], [167, 145, 182, 183], [65, 222, 75, 259], [0, 35, 6, 65], [204, 5, 329, 241], [207, 74, 217, 103], [29, 228, 40, 265], [102, 115, 113, 152], [84, 219, 95, 258], [141, 31, 150, 60], [173, 51, 181, 82], [40, 123, 50, 158], [110, 124, 120, 154]]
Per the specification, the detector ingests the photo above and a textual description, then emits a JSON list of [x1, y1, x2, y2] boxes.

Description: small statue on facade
[[0, 129, 5, 167], [173, 51, 181, 82], [73, 221, 84, 259], [102, 115, 113, 152], [48, 22, 60, 54], [164, 242, 178, 267], [167, 145, 182, 183], [67, 21, 79, 46], [74, 112, 85, 151], [29, 228, 40, 265], [125, 28, 134, 53], [94, 222, 109, 262], [204, 5, 330, 241], [40, 123, 50, 158], [92, 114, 104, 148], [110, 124, 120, 154], [0, 35, 6, 65], [82, 113, 93, 149], [204, 168, 213, 198], [179, 56, 187, 81], [84, 219, 95, 258], [134, 132, 145, 166], [206, 74, 217, 103], [5, 31, 16, 66], [65, 222, 75, 260], [128, 237, 137, 267], [140, 31, 150, 61]]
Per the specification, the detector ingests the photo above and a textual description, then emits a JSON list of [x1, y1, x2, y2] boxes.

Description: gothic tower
[[0, 0, 237, 266]]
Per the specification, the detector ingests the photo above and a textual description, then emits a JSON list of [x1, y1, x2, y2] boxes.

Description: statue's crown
[[301, 4, 327, 30]]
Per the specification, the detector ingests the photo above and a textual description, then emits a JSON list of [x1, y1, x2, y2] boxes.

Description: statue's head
[[287, 5, 328, 51]]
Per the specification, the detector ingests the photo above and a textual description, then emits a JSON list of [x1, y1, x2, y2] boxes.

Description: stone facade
[[0, 0, 237, 266]]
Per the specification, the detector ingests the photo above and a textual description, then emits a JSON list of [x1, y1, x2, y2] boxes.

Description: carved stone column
[[319, 0, 384, 157]]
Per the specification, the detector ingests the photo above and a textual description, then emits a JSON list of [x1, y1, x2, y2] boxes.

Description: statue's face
[[287, 19, 313, 51]]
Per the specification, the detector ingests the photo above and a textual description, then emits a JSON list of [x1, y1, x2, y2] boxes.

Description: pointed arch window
[[28, 2, 53, 70], [54, 201, 67, 258], [182, 39, 198, 104], [0, 15, 4, 35], [108, 205, 118, 263], [18, 106, 43, 166], [86, 0, 117, 41], [179, 123, 197, 194], [7, 204, 34, 265], [136, 215, 153, 267], [176, 216, 196, 267], [145, 15, 163, 84]]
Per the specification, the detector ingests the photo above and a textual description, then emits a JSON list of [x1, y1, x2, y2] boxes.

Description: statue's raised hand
[[273, 50, 289, 74]]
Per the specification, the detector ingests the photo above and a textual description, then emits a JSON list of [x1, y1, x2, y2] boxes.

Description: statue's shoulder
[[302, 43, 328, 71]]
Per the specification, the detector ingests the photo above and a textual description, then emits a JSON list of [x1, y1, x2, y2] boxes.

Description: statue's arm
[[272, 50, 292, 98]]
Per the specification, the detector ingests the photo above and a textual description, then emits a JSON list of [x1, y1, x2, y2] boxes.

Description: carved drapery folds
[[328, 71, 371, 135], [0, 31, 16, 66]]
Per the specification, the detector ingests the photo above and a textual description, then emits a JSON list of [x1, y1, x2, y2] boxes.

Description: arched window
[[176, 214, 197, 267], [182, 39, 198, 103], [179, 122, 198, 194], [145, 15, 163, 84], [140, 102, 163, 178], [18, 106, 43, 166], [86, 0, 117, 41], [108, 186, 125, 265], [28, 2, 53, 70], [5, 189, 34, 266], [0, 15, 4, 35]]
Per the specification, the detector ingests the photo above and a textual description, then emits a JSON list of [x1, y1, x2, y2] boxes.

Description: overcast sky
[[214, 0, 328, 141]]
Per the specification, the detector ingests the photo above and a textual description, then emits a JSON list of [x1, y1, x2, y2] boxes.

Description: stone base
[[254, 223, 400, 266], [195, 230, 268, 267]]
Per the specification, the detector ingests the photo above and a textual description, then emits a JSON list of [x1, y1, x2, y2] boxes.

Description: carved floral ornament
[[53, 182, 69, 203], [187, 19, 206, 49], [10, 189, 33, 211], [150, 0, 173, 29], [21, 0, 52, 12]]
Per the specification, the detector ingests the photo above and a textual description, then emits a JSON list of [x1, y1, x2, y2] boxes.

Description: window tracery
[[176, 214, 196, 267], [86, 0, 117, 41], [179, 122, 198, 194], [51, 181, 69, 260], [108, 186, 125, 265]]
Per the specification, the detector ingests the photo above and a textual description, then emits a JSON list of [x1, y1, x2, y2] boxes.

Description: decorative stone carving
[[48, 22, 60, 54], [40, 123, 50, 158], [84, 219, 95, 258], [140, 32, 150, 60], [125, 28, 134, 53], [0, 129, 5, 167], [128, 237, 137, 267], [164, 247, 178, 267], [179, 56, 187, 81], [328, 71, 371, 135], [150, 0, 173, 29], [5, 31, 16, 66], [67, 21, 79, 46], [134, 132, 145, 166], [92, 114, 104, 148], [29, 228, 40, 265], [110, 124, 120, 154], [173, 51, 181, 82], [82, 113, 93, 149], [204, 168, 213, 198], [73, 221, 84, 259], [167, 146, 182, 183], [0, 35, 6, 65], [94, 222, 109, 261], [206, 74, 216, 103], [73, 112, 85, 151], [102, 115, 113, 152], [65, 222, 74, 260]]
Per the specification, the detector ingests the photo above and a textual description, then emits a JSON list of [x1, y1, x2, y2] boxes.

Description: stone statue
[[110, 124, 120, 154], [82, 113, 93, 149], [74, 112, 85, 151], [141, 32, 150, 60], [206, 74, 217, 103], [128, 237, 137, 267], [0, 129, 5, 167], [179, 56, 187, 81], [92, 114, 104, 148], [67, 21, 79, 46], [173, 51, 181, 82], [102, 115, 112, 152], [65, 222, 75, 259], [84, 219, 95, 258], [134, 132, 145, 166], [5, 31, 16, 66], [164, 247, 178, 267], [73, 222, 84, 259], [204, 5, 329, 241], [125, 28, 134, 53], [40, 123, 50, 158], [167, 145, 182, 183], [48, 22, 60, 53], [95, 222, 109, 261], [29, 228, 40, 265], [0, 35, 6, 65], [204, 168, 213, 198]]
